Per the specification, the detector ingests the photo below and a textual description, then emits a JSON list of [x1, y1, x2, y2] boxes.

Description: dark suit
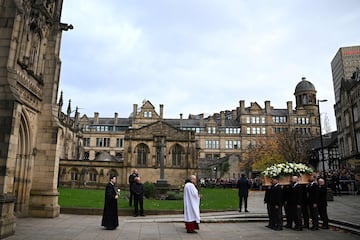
[[131, 182, 144, 216], [318, 184, 329, 228], [268, 183, 283, 230], [307, 182, 319, 229], [237, 177, 251, 211], [289, 183, 303, 230], [264, 186, 273, 228], [282, 185, 292, 228], [128, 173, 138, 206]]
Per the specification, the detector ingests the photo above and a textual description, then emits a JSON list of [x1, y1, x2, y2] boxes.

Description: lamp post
[[318, 99, 328, 180]]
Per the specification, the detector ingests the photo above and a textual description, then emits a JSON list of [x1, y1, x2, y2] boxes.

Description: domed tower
[[294, 77, 317, 110]]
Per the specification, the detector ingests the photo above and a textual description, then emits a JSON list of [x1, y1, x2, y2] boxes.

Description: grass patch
[[58, 187, 239, 210]]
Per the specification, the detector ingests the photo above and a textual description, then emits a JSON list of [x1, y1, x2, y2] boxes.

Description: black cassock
[[101, 182, 119, 229]]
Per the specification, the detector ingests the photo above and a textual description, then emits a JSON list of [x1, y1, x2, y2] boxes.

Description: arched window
[[137, 143, 148, 165], [107, 169, 119, 178], [172, 144, 183, 167], [88, 168, 98, 182], [70, 168, 79, 181]]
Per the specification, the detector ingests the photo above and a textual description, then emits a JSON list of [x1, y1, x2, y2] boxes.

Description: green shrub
[[166, 191, 183, 200], [143, 181, 156, 198]]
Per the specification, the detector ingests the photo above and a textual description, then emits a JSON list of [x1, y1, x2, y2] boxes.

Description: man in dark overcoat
[[268, 178, 283, 230], [289, 176, 303, 230], [307, 175, 319, 230], [132, 176, 145, 217], [318, 178, 329, 229], [101, 175, 119, 230], [237, 174, 251, 212]]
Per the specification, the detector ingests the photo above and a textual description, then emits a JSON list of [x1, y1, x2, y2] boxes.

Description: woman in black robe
[[101, 175, 119, 230]]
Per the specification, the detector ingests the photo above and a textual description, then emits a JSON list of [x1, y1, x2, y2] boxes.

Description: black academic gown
[[101, 182, 119, 229]]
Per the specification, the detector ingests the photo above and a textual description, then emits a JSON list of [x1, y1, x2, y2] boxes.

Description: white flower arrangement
[[262, 162, 313, 178]]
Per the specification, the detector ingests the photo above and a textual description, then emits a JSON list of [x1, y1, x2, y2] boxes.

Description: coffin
[[262, 174, 311, 186]]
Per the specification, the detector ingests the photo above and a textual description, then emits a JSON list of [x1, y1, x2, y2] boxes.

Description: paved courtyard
[[6, 191, 360, 240]]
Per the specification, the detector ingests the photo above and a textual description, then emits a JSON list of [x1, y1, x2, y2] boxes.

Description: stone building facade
[[334, 68, 360, 169], [59, 77, 321, 188], [0, 0, 72, 238]]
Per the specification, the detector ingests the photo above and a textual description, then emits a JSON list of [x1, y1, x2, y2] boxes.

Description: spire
[[58, 91, 63, 107], [67, 100, 72, 116]]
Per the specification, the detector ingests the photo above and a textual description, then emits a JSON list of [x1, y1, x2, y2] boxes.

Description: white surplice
[[183, 182, 200, 223]]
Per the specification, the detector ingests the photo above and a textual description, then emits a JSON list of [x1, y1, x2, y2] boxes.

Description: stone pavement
[[6, 191, 360, 240]]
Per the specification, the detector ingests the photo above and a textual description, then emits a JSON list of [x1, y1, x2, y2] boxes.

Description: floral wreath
[[262, 162, 313, 178]]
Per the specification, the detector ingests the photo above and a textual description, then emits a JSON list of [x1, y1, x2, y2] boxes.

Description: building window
[[172, 144, 183, 166], [225, 127, 241, 134], [137, 144, 148, 165], [272, 116, 287, 123], [89, 170, 97, 182], [95, 126, 112, 132], [246, 127, 251, 134], [262, 127, 266, 134], [205, 140, 219, 149], [70, 169, 79, 181], [207, 127, 216, 134], [252, 116, 260, 124], [116, 138, 123, 148], [261, 117, 266, 124], [246, 116, 250, 123], [83, 138, 90, 147], [83, 152, 89, 160], [225, 140, 241, 149], [144, 111, 152, 118], [96, 138, 110, 147]]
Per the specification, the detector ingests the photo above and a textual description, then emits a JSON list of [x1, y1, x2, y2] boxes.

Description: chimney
[[133, 104, 137, 118], [220, 111, 225, 126], [180, 113, 183, 128], [287, 101, 293, 113], [159, 104, 164, 119], [239, 100, 245, 113], [200, 114, 204, 127], [265, 101, 271, 113], [232, 110, 237, 120], [94, 112, 99, 124], [114, 112, 118, 124]]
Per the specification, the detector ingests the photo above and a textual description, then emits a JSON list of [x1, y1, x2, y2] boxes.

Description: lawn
[[58, 187, 239, 210]]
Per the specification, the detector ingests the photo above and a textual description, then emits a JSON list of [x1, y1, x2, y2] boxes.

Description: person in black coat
[[101, 175, 119, 230], [307, 175, 319, 230], [131, 176, 144, 217], [264, 185, 273, 229], [128, 169, 139, 206], [282, 184, 292, 228], [289, 176, 303, 230], [268, 178, 283, 230], [318, 178, 329, 229], [237, 174, 251, 212]]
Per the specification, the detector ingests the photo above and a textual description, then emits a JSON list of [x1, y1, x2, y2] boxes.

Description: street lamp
[[318, 99, 328, 180]]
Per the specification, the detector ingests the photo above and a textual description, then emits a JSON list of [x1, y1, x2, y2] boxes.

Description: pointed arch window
[[172, 144, 183, 166], [137, 144, 148, 165]]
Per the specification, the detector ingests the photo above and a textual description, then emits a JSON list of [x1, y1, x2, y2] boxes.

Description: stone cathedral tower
[[0, 0, 71, 237]]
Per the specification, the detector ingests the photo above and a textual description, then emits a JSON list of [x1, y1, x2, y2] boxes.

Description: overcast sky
[[59, 0, 360, 131]]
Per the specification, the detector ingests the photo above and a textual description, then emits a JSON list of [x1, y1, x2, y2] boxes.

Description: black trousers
[[289, 205, 303, 229], [309, 204, 319, 227], [302, 204, 309, 227], [269, 205, 282, 229], [239, 195, 248, 210], [283, 203, 291, 227], [134, 195, 144, 216], [318, 205, 328, 227]]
